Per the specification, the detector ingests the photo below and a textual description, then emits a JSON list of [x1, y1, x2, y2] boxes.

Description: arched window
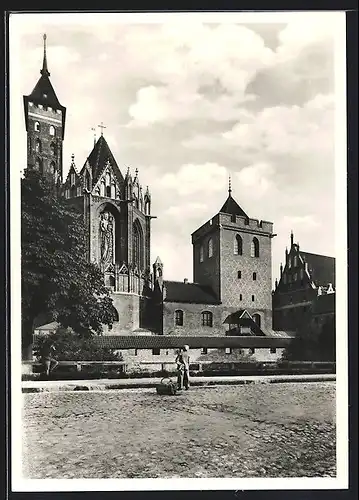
[[106, 185, 111, 197], [201, 311, 213, 327], [133, 221, 144, 270], [294, 256, 298, 267], [175, 310, 184, 326], [106, 172, 111, 186], [34, 121, 40, 132], [111, 182, 116, 199], [111, 306, 119, 322], [199, 245, 204, 262], [234, 235, 243, 255], [208, 238, 213, 258], [50, 142, 57, 156], [35, 157, 43, 173], [100, 181, 105, 197], [253, 272, 257, 280], [252, 313, 261, 328], [35, 138, 42, 153], [49, 125, 56, 136], [85, 171, 91, 191], [144, 200, 150, 215], [250, 237, 259, 258]]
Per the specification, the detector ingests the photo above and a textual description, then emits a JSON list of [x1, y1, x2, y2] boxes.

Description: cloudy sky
[[10, 12, 346, 285]]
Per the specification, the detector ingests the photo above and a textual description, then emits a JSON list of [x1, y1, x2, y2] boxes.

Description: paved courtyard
[[22, 382, 336, 479]]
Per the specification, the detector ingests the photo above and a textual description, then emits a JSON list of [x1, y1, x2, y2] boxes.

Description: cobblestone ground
[[22, 382, 336, 479]]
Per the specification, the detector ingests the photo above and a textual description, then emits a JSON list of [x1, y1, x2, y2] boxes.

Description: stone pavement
[[22, 373, 335, 393]]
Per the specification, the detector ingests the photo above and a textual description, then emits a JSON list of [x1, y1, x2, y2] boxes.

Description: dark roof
[[23, 74, 66, 138], [300, 251, 335, 287], [219, 194, 248, 218], [82, 135, 125, 187], [25, 74, 64, 110], [164, 281, 220, 304], [92, 335, 293, 349], [312, 293, 335, 315]]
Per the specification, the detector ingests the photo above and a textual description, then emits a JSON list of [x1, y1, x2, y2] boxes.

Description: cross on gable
[[98, 122, 106, 135]]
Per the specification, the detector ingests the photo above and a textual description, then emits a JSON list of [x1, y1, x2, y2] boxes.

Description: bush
[[33, 327, 123, 362]]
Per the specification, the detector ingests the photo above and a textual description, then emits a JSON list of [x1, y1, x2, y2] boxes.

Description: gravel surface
[[22, 382, 336, 479]]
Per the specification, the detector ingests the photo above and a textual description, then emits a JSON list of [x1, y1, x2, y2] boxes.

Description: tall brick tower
[[23, 34, 66, 188], [192, 180, 275, 332]]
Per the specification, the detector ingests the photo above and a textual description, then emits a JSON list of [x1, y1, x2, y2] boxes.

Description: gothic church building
[[24, 36, 279, 345]]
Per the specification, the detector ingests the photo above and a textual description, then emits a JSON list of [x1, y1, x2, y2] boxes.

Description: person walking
[[175, 345, 190, 390]]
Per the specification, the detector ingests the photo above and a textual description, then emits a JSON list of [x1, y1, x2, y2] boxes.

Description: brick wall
[[219, 213, 273, 331], [193, 224, 221, 300], [25, 102, 63, 182], [115, 347, 284, 373]]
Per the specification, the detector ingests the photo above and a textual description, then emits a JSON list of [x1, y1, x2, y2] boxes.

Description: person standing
[[176, 345, 190, 390], [40, 341, 59, 377]]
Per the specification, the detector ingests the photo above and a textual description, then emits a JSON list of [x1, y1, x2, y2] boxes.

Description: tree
[[282, 314, 336, 362], [21, 169, 115, 358]]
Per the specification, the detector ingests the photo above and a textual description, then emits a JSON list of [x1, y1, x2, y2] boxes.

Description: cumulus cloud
[[159, 163, 227, 196]]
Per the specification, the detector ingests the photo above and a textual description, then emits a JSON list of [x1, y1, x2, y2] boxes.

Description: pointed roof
[[300, 251, 336, 287], [23, 34, 66, 137], [219, 176, 248, 217], [219, 194, 248, 218], [81, 135, 124, 187]]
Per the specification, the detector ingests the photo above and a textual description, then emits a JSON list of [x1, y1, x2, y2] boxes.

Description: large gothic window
[[234, 235, 243, 255], [133, 220, 144, 270], [250, 237, 259, 258]]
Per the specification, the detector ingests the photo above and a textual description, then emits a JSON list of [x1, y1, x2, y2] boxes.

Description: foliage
[[21, 169, 115, 352], [33, 328, 123, 361], [282, 315, 335, 362]]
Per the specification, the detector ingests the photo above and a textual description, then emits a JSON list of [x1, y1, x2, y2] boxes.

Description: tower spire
[[40, 34, 50, 77], [228, 174, 232, 196]]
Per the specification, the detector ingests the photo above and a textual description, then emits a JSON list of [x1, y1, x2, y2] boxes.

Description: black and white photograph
[[10, 11, 348, 492]]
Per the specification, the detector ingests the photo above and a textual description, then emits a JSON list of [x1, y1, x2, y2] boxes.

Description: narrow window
[[253, 272, 257, 281], [231, 214, 236, 223], [201, 311, 213, 327], [152, 348, 160, 356], [106, 185, 111, 197], [294, 256, 298, 267], [250, 237, 259, 258], [237, 270, 241, 279], [134, 349, 138, 356], [208, 238, 213, 258], [225, 347, 232, 354], [294, 272, 298, 282], [252, 314, 261, 328], [49, 125, 56, 136], [251, 295, 255, 302], [35, 138, 42, 153], [250, 348, 255, 355], [34, 121, 40, 132], [234, 235, 243, 255], [270, 348, 277, 354], [201, 347, 208, 355], [199, 245, 204, 263], [283, 274, 287, 284], [175, 310, 184, 326], [240, 294, 242, 301]]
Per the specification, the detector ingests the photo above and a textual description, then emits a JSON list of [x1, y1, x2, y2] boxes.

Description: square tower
[[192, 187, 275, 332]]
